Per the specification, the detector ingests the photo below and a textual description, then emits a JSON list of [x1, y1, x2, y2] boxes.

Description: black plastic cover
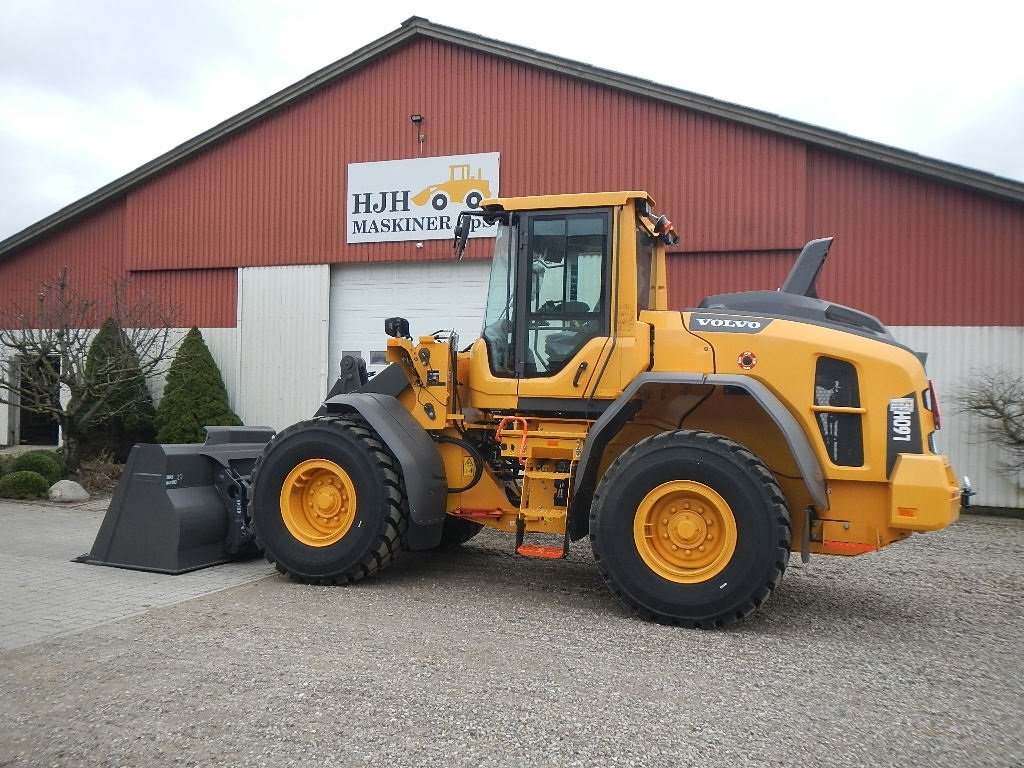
[[697, 290, 892, 339]]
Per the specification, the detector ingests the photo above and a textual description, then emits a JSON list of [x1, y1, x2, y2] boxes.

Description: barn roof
[[2, 15, 1022, 260]]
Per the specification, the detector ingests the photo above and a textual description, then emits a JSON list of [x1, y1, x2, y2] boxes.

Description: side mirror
[[652, 214, 680, 246], [453, 212, 472, 260]]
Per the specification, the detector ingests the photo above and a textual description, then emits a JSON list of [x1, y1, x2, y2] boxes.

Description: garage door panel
[[329, 260, 491, 378]]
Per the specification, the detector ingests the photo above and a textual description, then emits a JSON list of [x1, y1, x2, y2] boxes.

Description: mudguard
[[567, 372, 827, 540], [322, 392, 447, 550]]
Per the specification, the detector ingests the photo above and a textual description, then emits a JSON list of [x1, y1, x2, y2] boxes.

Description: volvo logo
[[687, 315, 772, 334]]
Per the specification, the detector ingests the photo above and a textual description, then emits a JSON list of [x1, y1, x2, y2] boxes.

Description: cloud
[[0, 0, 287, 238], [926, 85, 1024, 181], [0, 0, 257, 98]]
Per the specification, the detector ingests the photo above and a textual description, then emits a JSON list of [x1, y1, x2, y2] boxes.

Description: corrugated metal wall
[[891, 326, 1024, 508], [665, 250, 799, 309], [129, 270, 237, 328], [0, 203, 126, 318], [235, 264, 329, 430], [807, 150, 1024, 326], [0, 200, 236, 328], [120, 37, 808, 270]]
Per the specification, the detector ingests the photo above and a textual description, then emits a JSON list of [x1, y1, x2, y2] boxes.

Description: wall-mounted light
[[409, 114, 425, 153]]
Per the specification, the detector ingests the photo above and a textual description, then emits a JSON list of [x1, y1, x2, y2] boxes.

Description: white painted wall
[[891, 326, 1024, 509], [198, 327, 241, 411], [0, 348, 12, 445], [235, 265, 330, 431]]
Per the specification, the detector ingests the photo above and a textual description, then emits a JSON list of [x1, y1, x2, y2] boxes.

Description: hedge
[[0, 470, 51, 500], [8, 451, 62, 484]]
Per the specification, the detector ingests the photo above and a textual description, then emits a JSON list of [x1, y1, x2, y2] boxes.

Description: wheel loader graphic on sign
[[80, 191, 962, 629], [411, 164, 491, 210]]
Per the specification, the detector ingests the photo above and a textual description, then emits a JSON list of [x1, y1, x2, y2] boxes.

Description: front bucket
[[76, 426, 274, 574]]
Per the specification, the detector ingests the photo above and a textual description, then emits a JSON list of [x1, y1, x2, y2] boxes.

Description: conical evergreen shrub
[[74, 317, 157, 462], [155, 327, 242, 443]]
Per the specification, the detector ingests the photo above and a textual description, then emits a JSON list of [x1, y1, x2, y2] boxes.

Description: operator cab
[[481, 208, 610, 378], [453, 191, 678, 410]]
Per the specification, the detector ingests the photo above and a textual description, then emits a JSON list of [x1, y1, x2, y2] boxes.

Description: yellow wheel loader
[[411, 163, 492, 210], [81, 191, 961, 628]]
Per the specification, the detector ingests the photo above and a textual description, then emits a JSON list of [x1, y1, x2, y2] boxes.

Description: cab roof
[[481, 191, 653, 212]]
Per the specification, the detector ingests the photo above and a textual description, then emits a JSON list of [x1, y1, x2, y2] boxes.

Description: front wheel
[[590, 430, 790, 627], [249, 417, 408, 583]]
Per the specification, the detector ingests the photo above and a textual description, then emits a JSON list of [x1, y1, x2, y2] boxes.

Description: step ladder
[[515, 516, 569, 559], [495, 416, 574, 560]]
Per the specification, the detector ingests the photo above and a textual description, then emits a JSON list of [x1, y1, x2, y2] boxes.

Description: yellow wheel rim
[[633, 480, 738, 583], [279, 459, 357, 547]]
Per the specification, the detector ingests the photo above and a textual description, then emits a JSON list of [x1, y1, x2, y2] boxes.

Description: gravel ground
[[1, 514, 1021, 767]]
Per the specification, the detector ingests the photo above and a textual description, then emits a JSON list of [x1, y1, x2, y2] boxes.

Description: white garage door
[[329, 260, 492, 379]]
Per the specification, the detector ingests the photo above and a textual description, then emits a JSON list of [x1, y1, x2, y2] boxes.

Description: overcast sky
[[1, 0, 1022, 240]]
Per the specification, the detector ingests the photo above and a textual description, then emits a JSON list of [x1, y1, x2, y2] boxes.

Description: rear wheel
[[250, 417, 407, 583], [590, 430, 790, 627]]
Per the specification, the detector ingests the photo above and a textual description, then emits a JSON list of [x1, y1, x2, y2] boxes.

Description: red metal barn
[[1, 18, 1021, 505]]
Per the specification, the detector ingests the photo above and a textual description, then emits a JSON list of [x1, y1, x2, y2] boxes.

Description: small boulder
[[48, 480, 90, 503]]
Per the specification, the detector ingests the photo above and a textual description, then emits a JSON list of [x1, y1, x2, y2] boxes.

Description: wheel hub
[[633, 480, 738, 583], [280, 459, 357, 547], [671, 511, 704, 544]]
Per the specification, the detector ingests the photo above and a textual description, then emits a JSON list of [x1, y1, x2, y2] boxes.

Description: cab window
[[523, 212, 609, 377]]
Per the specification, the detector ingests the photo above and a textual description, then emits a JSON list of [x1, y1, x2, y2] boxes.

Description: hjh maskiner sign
[[347, 152, 500, 244]]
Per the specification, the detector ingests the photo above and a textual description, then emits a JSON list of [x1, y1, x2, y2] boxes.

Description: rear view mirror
[[453, 212, 472, 260]]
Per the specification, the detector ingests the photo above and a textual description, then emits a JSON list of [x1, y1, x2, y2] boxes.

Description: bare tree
[[957, 368, 1024, 477], [0, 268, 179, 474]]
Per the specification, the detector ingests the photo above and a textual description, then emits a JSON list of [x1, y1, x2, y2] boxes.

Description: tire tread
[[250, 416, 408, 584], [590, 429, 791, 628]]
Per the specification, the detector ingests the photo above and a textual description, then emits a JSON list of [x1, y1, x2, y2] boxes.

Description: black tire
[[464, 190, 483, 209], [430, 516, 484, 550], [249, 417, 407, 583], [431, 192, 448, 211], [589, 430, 790, 628]]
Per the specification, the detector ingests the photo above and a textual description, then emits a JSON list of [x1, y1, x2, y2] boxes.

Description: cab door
[[514, 209, 613, 409]]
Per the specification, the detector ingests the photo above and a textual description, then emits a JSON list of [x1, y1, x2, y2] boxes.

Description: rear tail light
[[924, 380, 942, 430]]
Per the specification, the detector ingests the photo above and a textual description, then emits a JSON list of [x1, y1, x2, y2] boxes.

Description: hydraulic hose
[[432, 434, 485, 494]]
